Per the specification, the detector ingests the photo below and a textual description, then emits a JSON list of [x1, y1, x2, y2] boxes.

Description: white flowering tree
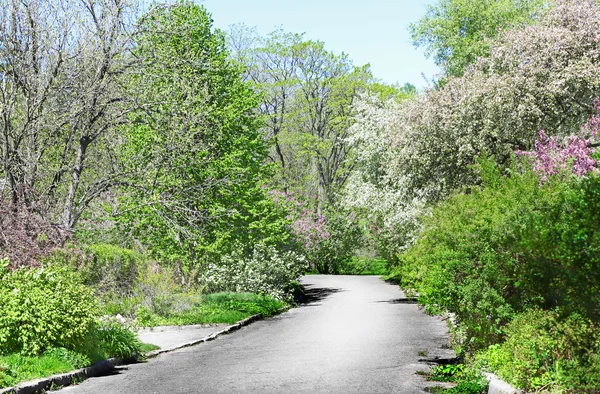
[[345, 0, 600, 256]]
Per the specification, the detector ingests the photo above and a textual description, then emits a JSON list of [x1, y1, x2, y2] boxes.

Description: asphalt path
[[56, 275, 454, 394]]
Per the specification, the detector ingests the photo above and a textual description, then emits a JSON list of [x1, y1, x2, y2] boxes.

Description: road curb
[[0, 306, 291, 394], [0, 358, 121, 394]]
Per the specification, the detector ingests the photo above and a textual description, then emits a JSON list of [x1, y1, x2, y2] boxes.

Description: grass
[[136, 292, 287, 327], [0, 349, 88, 388], [0, 324, 159, 390], [417, 364, 488, 394], [339, 256, 390, 276]]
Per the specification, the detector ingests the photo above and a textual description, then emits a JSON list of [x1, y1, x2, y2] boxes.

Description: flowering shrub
[[343, 94, 429, 257], [349, 0, 600, 212], [516, 103, 600, 181], [269, 190, 362, 273], [198, 243, 306, 300]]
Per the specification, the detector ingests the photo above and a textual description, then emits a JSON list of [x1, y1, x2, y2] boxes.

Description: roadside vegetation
[[1, 0, 599, 392], [352, 1, 600, 392]]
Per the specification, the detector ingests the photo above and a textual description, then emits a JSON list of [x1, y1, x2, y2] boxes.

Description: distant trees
[[228, 26, 378, 212]]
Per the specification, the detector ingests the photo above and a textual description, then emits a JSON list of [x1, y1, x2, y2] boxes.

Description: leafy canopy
[[410, 0, 548, 78]]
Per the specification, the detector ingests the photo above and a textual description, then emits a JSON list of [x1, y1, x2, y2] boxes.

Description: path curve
[[56, 275, 454, 394]]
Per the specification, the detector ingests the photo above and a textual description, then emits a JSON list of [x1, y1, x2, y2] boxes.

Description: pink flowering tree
[[516, 103, 600, 181], [269, 190, 361, 274]]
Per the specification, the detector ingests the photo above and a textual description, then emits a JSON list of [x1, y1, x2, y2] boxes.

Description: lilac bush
[[516, 104, 600, 181], [269, 190, 361, 273]]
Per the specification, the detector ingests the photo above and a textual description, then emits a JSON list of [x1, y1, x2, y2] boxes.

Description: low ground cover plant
[[478, 309, 600, 392]]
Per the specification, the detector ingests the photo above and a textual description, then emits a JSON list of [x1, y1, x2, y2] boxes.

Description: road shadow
[[296, 286, 342, 306], [418, 356, 460, 365], [374, 297, 419, 304]]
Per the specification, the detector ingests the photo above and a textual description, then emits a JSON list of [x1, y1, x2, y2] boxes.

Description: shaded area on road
[[297, 283, 343, 306], [374, 297, 419, 304]]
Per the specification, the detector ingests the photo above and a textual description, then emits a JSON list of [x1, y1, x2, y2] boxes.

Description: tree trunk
[[62, 135, 90, 230]]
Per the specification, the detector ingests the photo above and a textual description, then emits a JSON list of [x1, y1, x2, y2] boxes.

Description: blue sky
[[200, 0, 441, 89]]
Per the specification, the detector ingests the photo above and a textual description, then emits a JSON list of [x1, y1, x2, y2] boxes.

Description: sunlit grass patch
[[136, 292, 287, 327]]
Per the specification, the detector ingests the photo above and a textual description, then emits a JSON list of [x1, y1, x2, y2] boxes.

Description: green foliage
[[429, 364, 466, 382], [337, 256, 390, 276], [117, 2, 287, 275], [394, 157, 600, 351], [420, 363, 488, 393], [0, 348, 89, 389], [136, 292, 286, 327], [0, 265, 97, 356], [92, 321, 143, 360], [479, 309, 600, 392], [76, 244, 147, 297], [410, 0, 547, 78], [98, 260, 194, 321]]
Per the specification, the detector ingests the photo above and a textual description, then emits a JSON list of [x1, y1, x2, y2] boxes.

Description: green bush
[[0, 264, 98, 356], [337, 256, 390, 276], [393, 157, 600, 351], [79, 244, 147, 296], [479, 309, 600, 392], [93, 321, 143, 360]]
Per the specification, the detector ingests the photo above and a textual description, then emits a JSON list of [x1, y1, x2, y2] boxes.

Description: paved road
[[57, 275, 454, 394]]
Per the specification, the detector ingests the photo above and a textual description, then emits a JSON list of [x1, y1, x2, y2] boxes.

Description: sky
[[199, 0, 441, 89]]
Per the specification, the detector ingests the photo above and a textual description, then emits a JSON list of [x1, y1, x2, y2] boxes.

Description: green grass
[[417, 364, 488, 394], [136, 292, 287, 327], [339, 257, 390, 276], [0, 348, 88, 388]]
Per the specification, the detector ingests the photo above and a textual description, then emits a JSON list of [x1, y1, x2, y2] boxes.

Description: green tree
[[117, 3, 287, 277], [410, 0, 547, 78]]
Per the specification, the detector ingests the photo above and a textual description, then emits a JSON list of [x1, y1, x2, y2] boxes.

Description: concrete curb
[[0, 306, 291, 394], [0, 358, 121, 394], [485, 372, 524, 394]]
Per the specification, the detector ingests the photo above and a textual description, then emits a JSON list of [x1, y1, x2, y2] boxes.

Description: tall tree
[[0, 0, 138, 231], [228, 26, 374, 212], [117, 3, 282, 272]]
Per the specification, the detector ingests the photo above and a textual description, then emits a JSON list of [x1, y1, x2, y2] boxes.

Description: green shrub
[[393, 157, 600, 351], [337, 256, 390, 276], [93, 321, 143, 360], [479, 309, 600, 392], [79, 244, 147, 296], [0, 264, 98, 356]]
